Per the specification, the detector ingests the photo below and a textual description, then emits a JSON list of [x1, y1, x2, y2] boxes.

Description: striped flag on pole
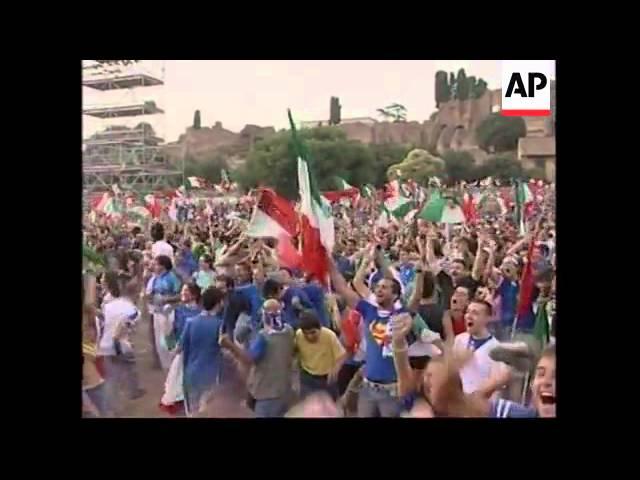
[[289, 109, 334, 285]]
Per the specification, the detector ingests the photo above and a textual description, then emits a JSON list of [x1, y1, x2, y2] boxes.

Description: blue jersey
[[489, 398, 537, 418], [356, 299, 408, 383]]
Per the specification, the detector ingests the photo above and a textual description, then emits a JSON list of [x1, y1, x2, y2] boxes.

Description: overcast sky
[[83, 60, 507, 143]]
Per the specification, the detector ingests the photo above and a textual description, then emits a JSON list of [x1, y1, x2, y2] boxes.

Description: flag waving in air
[[323, 176, 360, 204], [187, 177, 213, 189], [384, 180, 412, 218], [289, 110, 334, 285], [418, 190, 466, 224], [246, 188, 298, 239], [515, 180, 534, 235]]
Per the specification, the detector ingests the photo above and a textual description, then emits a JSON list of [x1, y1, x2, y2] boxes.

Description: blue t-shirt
[[173, 304, 202, 341], [302, 283, 330, 328], [281, 286, 313, 328], [152, 270, 181, 296], [335, 255, 355, 277], [497, 279, 519, 327], [398, 263, 415, 287], [180, 312, 224, 397], [178, 249, 199, 277], [489, 398, 537, 418], [356, 299, 408, 383], [236, 283, 263, 326]]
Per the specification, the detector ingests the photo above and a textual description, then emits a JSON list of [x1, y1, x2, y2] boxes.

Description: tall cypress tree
[[456, 69, 469, 100], [193, 110, 201, 129]]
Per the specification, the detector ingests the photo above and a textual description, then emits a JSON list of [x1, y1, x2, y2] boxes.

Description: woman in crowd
[[193, 254, 216, 291], [146, 255, 182, 370], [176, 287, 226, 416]]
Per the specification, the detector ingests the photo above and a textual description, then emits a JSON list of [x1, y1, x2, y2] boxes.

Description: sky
[[83, 60, 505, 143]]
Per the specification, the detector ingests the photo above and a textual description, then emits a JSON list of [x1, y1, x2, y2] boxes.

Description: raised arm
[[216, 234, 246, 266], [352, 248, 373, 299], [328, 257, 361, 310], [390, 313, 416, 397], [407, 264, 425, 313]]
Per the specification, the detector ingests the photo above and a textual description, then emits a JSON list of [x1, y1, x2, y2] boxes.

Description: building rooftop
[[518, 136, 556, 157], [83, 73, 164, 91], [83, 103, 164, 119]]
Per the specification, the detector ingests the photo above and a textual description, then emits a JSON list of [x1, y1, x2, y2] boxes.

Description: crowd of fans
[[82, 181, 556, 418]]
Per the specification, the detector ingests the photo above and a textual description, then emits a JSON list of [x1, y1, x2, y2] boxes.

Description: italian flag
[[361, 184, 375, 199], [384, 180, 413, 218], [144, 194, 162, 219], [418, 190, 466, 224], [515, 180, 534, 235], [335, 176, 354, 190], [187, 177, 212, 189], [93, 192, 119, 216], [462, 192, 478, 223], [289, 110, 334, 285], [376, 205, 392, 228], [127, 206, 151, 224], [323, 176, 360, 205], [246, 188, 298, 239]]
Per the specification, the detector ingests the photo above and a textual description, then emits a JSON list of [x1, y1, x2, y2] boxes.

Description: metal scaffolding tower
[[82, 60, 181, 195]]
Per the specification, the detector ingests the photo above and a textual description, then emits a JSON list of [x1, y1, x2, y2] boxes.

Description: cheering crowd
[[82, 178, 556, 418]]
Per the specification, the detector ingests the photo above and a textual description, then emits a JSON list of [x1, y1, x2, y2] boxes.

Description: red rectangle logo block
[[502, 109, 551, 117]]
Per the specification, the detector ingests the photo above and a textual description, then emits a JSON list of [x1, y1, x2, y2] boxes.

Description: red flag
[[515, 239, 537, 323], [341, 309, 362, 354], [322, 187, 360, 204], [253, 188, 298, 237], [462, 192, 477, 224], [276, 234, 303, 270], [300, 215, 329, 286]]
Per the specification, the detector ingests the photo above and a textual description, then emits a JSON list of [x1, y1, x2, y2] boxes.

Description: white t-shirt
[[152, 240, 174, 261], [99, 297, 139, 356], [454, 332, 506, 394]]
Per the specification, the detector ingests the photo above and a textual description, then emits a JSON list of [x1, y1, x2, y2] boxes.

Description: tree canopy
[[442, 151, 477, 183], [376, 103, 407, 122], [475, 153, 524, 181], [475, 114, 526, 153], [386, 149, 444, 185], [237, 127, 376, 199]]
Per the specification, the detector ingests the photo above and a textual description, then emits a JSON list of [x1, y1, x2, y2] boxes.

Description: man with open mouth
[[429, 343, 556, 418]]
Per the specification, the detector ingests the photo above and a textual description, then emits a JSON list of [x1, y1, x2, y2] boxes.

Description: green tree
[[184, 153, 229, 184], [329, 97, 341, 125], [370, 144, 412, 187], [475, 113, 526, 153], [476, 154, 524, 181], [449, 72, 457, 99], [435, 71, 450, 107], [456, 69, 469, 100], [442, 151, 477, 183], [238, 127, 375, 199], [377, 103, 407, 122], [193, 110, 201, 129], [386, 149, 445, 186], [472, 78, 488, 99]]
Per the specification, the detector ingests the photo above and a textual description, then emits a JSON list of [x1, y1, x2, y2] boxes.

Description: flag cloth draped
[[384, 180, 413, 218], [515, 180, 533, 235], [418, 190, 466, 224], [289, 110, 334, 285], [144, 194, 162, 219], [514, 238, 537, 332], [462, 192, 478, 223], [246, 188, 298, 239], [533, 300, 550, 347], [187, 177, 212, 189]]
